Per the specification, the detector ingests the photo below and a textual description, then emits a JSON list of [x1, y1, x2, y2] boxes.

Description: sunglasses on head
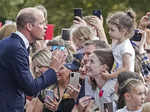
[[51, 46, 65, 51]]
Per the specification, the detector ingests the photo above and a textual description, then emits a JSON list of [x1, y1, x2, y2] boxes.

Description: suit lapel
[[11, 33, 26, 49], [11, 33, 30, 55]]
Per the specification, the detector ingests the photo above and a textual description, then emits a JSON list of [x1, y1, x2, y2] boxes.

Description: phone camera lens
[[71, 73, 74, 77]]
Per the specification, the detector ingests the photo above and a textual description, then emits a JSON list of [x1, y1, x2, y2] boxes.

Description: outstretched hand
[[73, 16, 87, 26], [50, 50, 67, 72]]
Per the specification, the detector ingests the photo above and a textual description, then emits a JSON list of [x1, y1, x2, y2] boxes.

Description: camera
[[93, 10, 101, 18], [61, 28, 70, 41], [130, 29, 142, 41]]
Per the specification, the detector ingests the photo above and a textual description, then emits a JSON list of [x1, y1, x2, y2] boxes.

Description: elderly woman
[[27, 48, 81, 112], [26, 49, 52, 112]]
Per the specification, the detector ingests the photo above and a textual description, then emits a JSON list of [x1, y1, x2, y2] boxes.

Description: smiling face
[[57, 65, 70, 82], [79, 44, 96, 76], [86, 53, 106, 89], [86, 53, 101, 77]]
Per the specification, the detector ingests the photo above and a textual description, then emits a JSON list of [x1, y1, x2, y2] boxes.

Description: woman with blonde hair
[[0, 23, 17, 39], [70, 25, 94, 52], [26, 48, 52, 112], [27, 48, 80, 112]]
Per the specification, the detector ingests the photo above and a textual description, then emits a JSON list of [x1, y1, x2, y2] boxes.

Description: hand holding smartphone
[[69, 72, 80, 88], [74, 8, 83, 18]]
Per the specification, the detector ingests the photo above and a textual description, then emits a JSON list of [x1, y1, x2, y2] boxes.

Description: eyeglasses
[[51, 46, 65, 51]]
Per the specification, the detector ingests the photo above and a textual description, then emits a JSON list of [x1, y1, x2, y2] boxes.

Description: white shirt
[[116, 106, 142, 112], [112, 39, 135, 72], [84, 76, 104, 112], [15, 31, 29, 49]]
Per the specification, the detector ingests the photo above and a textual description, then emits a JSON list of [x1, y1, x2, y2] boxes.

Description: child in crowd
[[99, 9, 136, 112], [116, 71, 143, 109], [104, 9, 136, 79], [117, 78, 145, 112]]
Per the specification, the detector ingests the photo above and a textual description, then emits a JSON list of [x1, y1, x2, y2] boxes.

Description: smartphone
[[44, 90, 54, 102], [61, 28, 70, 41], [74, 8, 83, 18], [69, 72, 80, 88], [104, 103, 113, 112], [130, 29, 142, 41], [93, 10, 102, 18]]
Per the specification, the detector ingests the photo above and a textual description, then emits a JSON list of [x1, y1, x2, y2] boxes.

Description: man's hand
[[50, 50, 67, 72], [78, 96, 94, 112]]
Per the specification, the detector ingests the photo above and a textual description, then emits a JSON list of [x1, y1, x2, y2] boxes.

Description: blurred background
[[0, 0, 150, 41]]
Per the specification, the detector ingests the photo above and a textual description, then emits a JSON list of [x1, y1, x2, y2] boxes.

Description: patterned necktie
[[27, 46, 30, 55]]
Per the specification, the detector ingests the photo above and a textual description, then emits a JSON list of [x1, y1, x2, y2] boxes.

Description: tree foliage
[[0, 0, 150, 39]]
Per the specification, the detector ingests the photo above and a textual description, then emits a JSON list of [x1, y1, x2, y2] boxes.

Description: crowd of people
[[1, 4, 150, 112]]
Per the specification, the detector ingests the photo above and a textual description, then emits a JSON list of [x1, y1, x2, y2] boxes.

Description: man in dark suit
[[0, 7, 66, 112]]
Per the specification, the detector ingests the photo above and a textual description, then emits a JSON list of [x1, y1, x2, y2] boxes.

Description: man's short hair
[[16, 8, 38, 29]]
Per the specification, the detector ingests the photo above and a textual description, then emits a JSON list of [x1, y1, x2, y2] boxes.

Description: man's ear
[[121, 29, 128, 37], [26, 23, 33, 31]]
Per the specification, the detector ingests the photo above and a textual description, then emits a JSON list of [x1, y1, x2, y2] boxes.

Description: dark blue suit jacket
[[0, 33, 57, 112]]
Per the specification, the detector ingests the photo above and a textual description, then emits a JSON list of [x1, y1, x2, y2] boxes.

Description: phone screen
[[61, 28, 70, 41], [74, 8, 83, 18], [93, 10, 101, 18], [69, 72, 80, 88], [44, 90, 54, 102]]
